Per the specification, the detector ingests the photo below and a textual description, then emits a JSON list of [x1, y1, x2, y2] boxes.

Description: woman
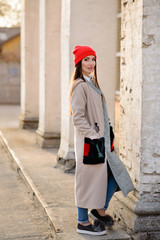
[[69, 45, 134, 236]]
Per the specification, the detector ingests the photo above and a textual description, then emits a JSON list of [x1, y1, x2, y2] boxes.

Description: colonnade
[[20, 0, 117, 158], [20, 0, 160, 237]]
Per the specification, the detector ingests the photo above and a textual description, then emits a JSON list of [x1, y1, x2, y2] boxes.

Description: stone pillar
[[57, 0, 117, 170], [112, 0, 160, 238], [36, 0, 61, 148], [20, 0, 39, 129], [57, 0, 74, 168]]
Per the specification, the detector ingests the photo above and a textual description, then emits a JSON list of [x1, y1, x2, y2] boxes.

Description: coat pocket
[[83, 137, 105, 165]]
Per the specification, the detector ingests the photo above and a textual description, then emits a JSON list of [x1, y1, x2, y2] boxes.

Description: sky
[[0, 0, 21, 27]]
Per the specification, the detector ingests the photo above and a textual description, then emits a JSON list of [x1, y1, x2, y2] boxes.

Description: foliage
[[0, 0, 21, 27]]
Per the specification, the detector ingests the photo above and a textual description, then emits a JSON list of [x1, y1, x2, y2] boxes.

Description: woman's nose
[[89, 60, 95, 66]]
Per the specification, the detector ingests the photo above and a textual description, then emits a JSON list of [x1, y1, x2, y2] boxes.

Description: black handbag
[[83, 137, 105, 165]]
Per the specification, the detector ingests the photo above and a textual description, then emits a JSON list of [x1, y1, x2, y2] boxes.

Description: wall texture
[[0, 34, 20, 104], [116, 0, 160, 236]]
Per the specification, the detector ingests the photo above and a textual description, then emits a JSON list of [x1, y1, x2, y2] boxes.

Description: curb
[[0, 131, 59, 240]]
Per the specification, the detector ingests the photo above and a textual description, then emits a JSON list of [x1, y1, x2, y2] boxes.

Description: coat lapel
[[85, 80, 134, 196]]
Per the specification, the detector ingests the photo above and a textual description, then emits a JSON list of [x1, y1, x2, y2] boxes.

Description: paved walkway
[[0, 137, 54, 240], [0, 105, 130, 240]]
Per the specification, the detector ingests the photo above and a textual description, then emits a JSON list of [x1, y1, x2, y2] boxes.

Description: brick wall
[[120, 0, 160, 202], [0, 35, 20, 104], [120, 0, 142, 198], [0, 61, 20, 104], [141, 0, 160, 201]]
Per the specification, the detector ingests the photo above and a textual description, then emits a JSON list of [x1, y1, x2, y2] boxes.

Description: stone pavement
[[0, 137, 54, 239], [0, 105, 131, 240]]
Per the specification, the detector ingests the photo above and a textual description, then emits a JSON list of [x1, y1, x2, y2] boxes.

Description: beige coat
[[71, 79, 107, 209]]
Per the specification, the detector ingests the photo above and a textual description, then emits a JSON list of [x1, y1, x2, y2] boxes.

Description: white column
[[57, 0, 117, 169], [112, 0, 160, 236], [36, 0, 61, 148], [20, 0, 39, 129], [57, 0, 74, 168]]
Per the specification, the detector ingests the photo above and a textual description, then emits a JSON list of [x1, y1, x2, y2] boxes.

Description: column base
[[36, 129, 60, 148], [108, 192, 160, 239], [19, 115, 39, 129], [57, 147, 75, 171]]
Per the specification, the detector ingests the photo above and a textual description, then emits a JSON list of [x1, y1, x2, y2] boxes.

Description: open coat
[[71, 78, 134, 209]]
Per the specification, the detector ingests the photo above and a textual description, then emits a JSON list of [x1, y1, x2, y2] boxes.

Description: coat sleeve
[[71, 82, 99, 139]]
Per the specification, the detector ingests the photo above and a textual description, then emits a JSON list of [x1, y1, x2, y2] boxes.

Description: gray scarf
[[85, 80, 110, 152], [85, 80, 134, 197]]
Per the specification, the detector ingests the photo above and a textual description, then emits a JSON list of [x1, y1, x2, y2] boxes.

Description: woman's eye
[[83, 57, 95, 61]]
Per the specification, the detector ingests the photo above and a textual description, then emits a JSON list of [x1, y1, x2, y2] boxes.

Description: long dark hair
[[69, 60, 101, 115]]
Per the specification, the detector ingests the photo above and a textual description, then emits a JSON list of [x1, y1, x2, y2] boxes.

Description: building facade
[[20, 0, 160, 239], [0, 28, 20, 104]]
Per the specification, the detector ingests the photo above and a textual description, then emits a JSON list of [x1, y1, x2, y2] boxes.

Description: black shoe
[[77, 220, 106, 236], [88, 209, 114, 227]]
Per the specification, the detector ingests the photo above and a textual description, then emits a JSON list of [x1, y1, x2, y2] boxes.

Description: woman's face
[[81, 55, 96, 77]]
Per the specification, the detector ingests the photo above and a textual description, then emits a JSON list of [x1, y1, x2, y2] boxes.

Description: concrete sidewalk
[[0, 105, 131, 240], [0, 137, 54, 240]]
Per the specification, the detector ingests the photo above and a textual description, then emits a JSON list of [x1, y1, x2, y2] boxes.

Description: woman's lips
[[88, 67, 93, 71]]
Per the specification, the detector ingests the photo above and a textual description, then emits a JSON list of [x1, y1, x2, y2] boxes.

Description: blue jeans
[[77, 170, 118, 223]]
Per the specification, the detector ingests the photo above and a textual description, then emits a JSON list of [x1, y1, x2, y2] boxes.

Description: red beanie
[[73, 45, 97, 67]]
